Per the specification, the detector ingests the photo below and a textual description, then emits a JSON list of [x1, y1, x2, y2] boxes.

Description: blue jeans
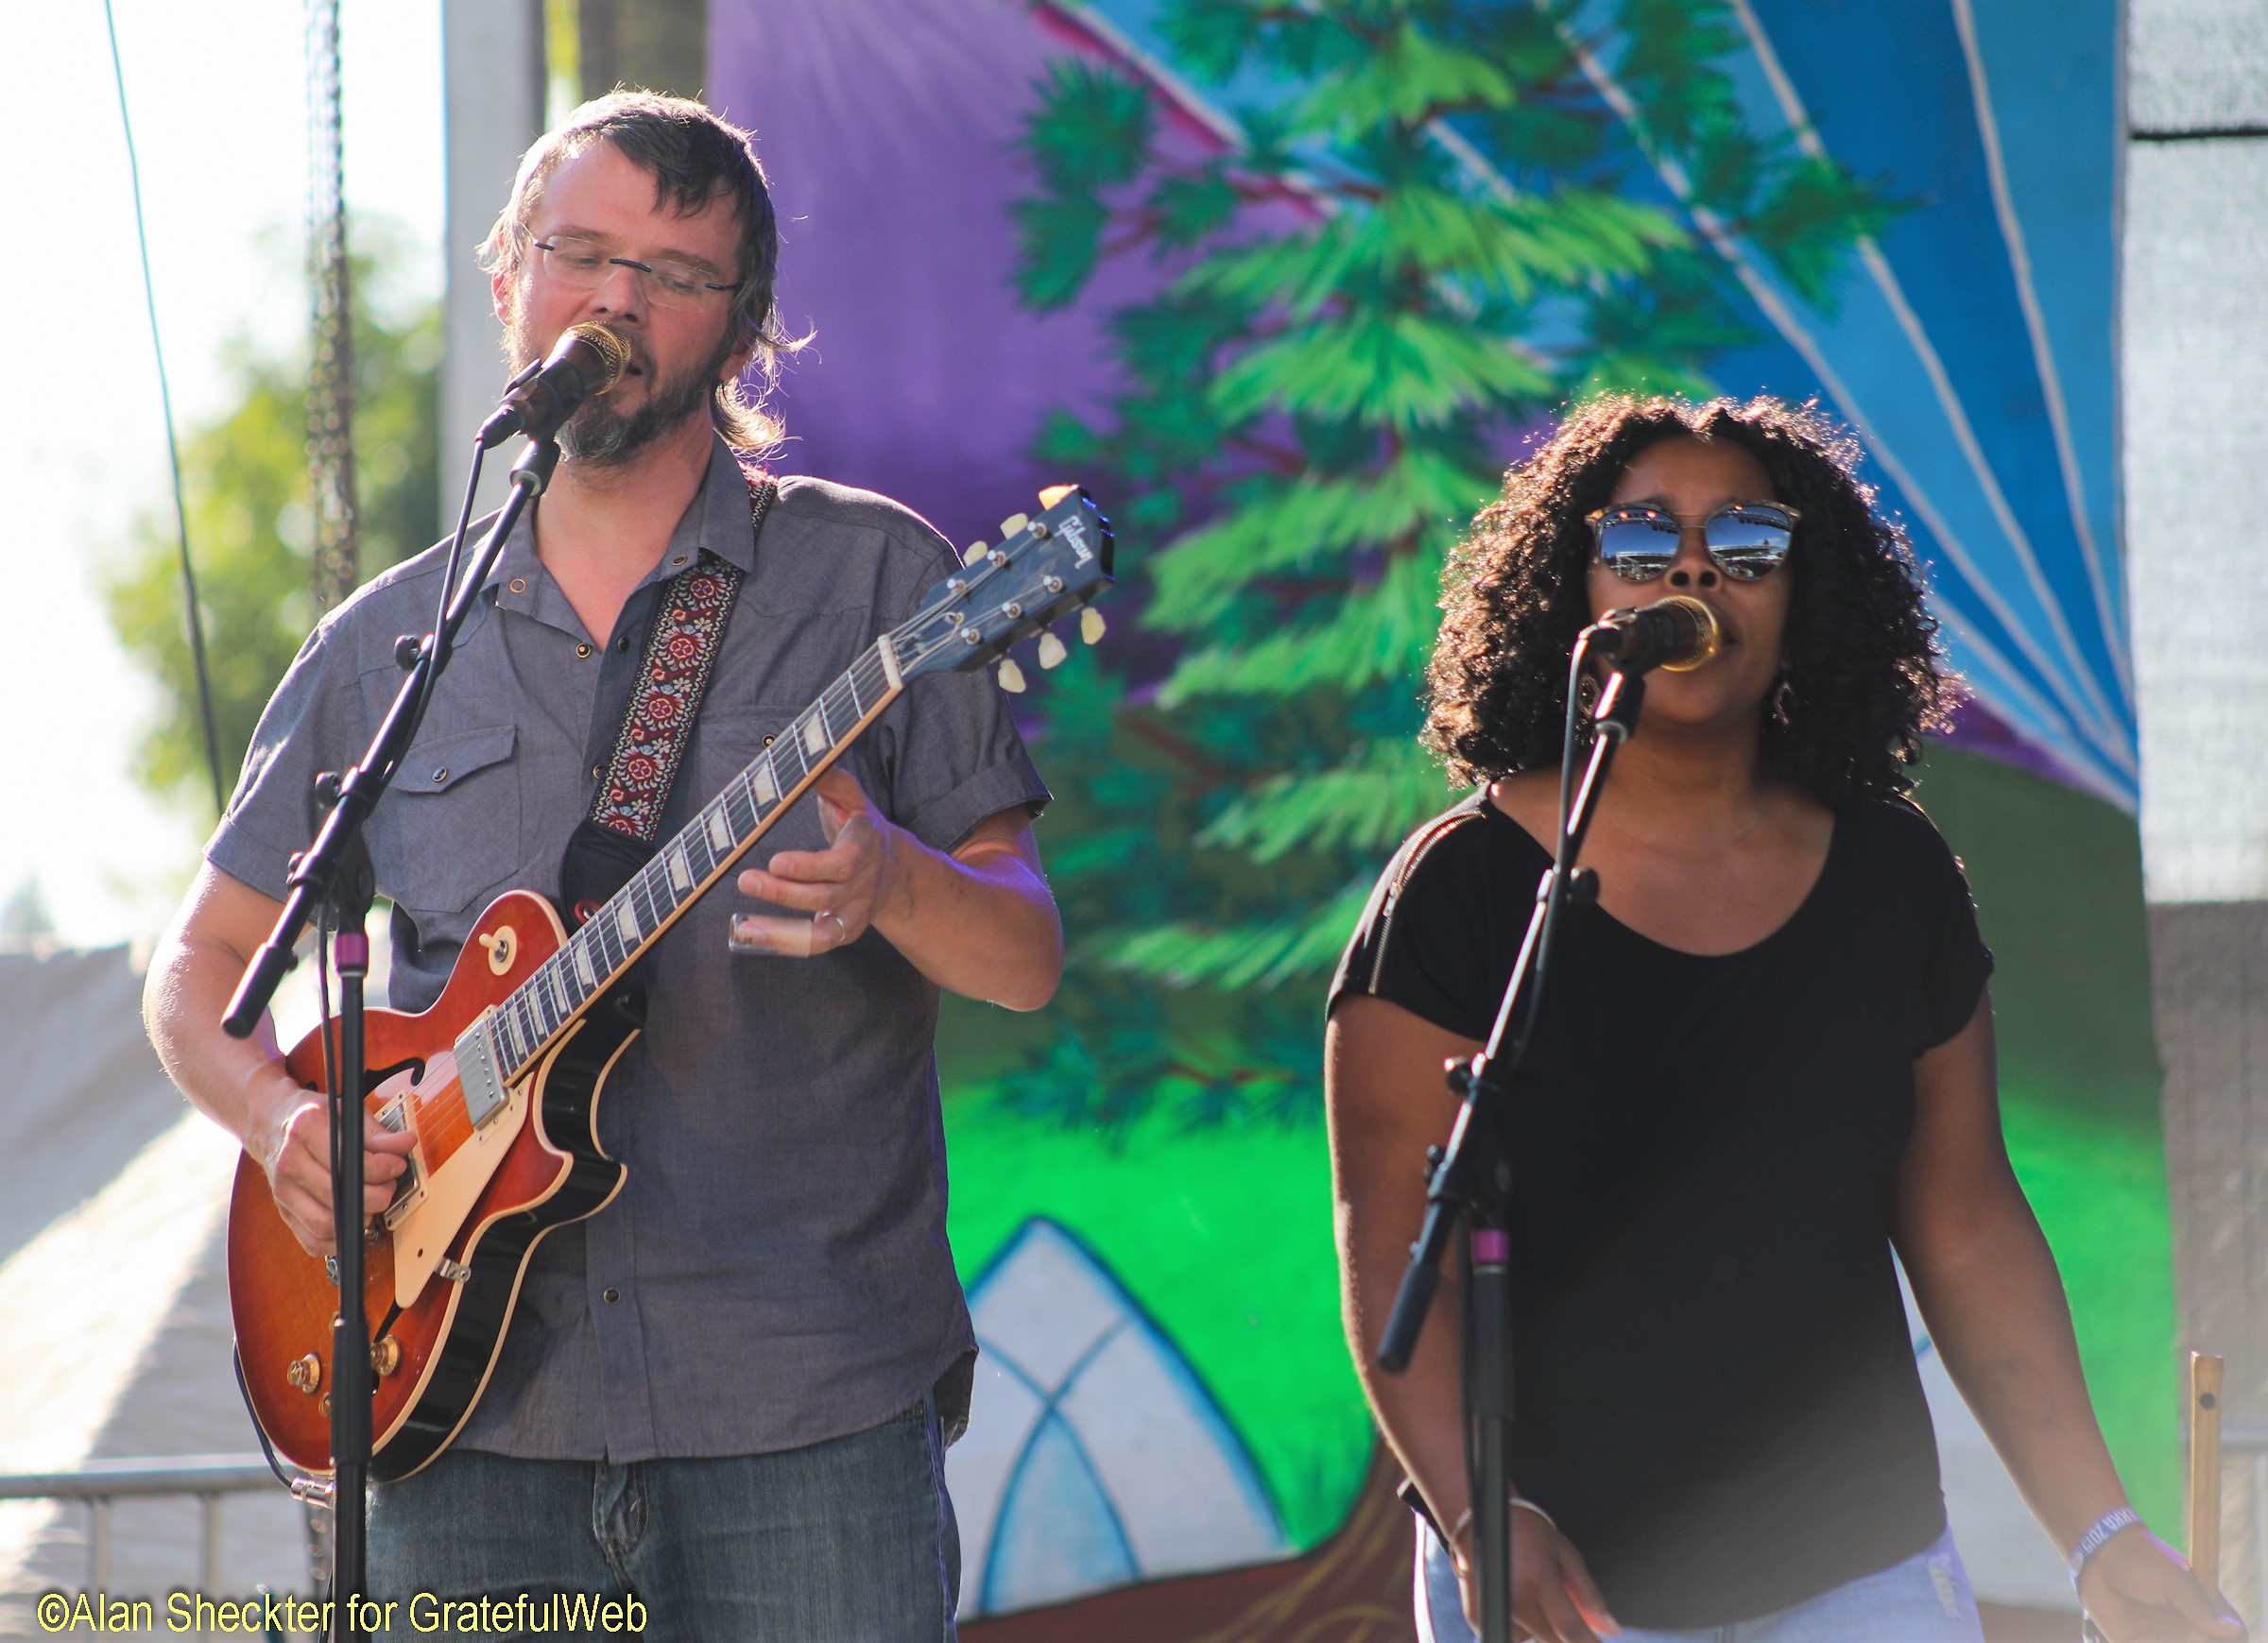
[[367, 1402, 959, 1641], [1417, 1518, 1984, 1643]]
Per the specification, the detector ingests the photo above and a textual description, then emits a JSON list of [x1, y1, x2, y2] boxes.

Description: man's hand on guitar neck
[[729, 767, 1062, 1011], [146, 863, 420, 1258]]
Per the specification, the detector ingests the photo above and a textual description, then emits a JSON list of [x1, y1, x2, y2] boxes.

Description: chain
[[306, 0, 358, 612]]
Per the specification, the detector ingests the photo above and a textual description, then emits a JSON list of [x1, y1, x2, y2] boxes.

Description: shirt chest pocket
[[693, 705, 851, 856], [375, 724, 524, 918]]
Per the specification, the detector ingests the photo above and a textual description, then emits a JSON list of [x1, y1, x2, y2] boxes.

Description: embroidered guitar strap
[[558, 471, 777, 924]]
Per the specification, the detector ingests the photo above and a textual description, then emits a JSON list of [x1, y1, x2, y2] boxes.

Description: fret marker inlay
[[616, 903, 640, 946], [801, 714, 828, 758], [708, 809, 732, 853], [752, 762, 778, 805], [667, 847, 692, 893]]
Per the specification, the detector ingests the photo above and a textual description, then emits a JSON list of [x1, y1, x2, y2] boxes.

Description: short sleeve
[[1329, 800, 1502, 1040], [1913, 812, 1995, 1049], [205, 619, 363, 900], [866, 540, 1051, 853]]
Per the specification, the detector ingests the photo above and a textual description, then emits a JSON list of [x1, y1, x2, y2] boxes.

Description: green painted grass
[[2000, 1080, 2182, 1533]]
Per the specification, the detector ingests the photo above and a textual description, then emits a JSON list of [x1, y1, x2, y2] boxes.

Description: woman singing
[[1326, 397, 2242, 1643]]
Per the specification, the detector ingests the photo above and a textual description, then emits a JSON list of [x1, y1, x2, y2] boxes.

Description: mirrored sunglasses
[[1585, 502, 1800, 583]]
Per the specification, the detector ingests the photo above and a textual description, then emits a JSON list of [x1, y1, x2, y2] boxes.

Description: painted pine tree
[[994, 0, 1896, 1129]]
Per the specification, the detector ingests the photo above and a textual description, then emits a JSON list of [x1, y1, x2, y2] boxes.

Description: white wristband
[[2068, 1505, 2140, 1590], [1448, 1495, 1556, 1549]]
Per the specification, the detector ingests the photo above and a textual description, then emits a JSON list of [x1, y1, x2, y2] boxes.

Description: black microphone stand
[[222, 433, 560, 1643], [1374, 636, 1644, 1643]]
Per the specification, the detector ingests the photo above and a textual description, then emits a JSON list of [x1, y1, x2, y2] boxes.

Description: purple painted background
[[707, 0, 1267, 556]]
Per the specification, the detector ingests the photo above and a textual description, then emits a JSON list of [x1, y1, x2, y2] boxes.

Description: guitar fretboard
[[488, 639, 902, 1080]]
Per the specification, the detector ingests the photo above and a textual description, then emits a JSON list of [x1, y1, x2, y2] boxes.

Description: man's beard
[[506, 316, 731, 466]]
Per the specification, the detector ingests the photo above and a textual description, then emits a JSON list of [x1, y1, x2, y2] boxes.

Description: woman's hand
[[1456, 1506, 1619, 1642], [2078, 1525, 2244, 1641]]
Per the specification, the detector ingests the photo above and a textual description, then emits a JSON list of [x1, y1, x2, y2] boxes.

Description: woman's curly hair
[[1423, 394, 1953, 803]]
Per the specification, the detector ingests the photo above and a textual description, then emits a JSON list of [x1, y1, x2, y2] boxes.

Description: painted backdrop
[[701, 1, 2169, 1632]]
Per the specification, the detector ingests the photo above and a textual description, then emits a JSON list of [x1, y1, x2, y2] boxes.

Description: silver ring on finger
[[815, 908, 848, 948]]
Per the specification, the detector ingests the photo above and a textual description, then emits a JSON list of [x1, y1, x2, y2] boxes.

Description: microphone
[[476, 323, 631, 447], [1587, 595, 1723, 674]]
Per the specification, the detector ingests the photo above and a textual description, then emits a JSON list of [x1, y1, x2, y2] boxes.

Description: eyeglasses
[[529, 233, 744, 311], [1585, 502, 1800, 582]]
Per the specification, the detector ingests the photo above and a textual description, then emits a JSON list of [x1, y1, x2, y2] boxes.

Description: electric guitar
[[228, 486, 1112, 1480]]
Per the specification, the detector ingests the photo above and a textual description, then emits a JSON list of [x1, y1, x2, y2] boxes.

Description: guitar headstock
[[893, 486, 1115, 689]]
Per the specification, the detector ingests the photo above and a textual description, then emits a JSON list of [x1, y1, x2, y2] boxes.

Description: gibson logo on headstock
[[1057, 517, 1095, 565]]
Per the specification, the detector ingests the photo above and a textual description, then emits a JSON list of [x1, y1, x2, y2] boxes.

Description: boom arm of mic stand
[[221, 437, 561, 1038], [1369, 660, 1643, 1643], [1375, 663, 1641, 1367]]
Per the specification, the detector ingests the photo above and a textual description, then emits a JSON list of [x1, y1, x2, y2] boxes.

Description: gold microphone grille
[[567, 322, 631, 393], [1655, 594, 1723, 673]]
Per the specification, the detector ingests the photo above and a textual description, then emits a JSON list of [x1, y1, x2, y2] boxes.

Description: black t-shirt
[[1330, 790, 1993, 1628]]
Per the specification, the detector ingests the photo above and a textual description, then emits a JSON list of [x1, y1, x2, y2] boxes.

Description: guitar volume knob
[[286, 1354, 321, 1394]]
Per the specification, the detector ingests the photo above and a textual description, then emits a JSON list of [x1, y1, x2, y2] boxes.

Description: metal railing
[[2223, 1423, 2268, 1628], [0, 1454, 319, 1596]]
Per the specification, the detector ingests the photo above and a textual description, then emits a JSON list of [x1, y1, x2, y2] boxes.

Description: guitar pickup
[[453, 1012, 510, 1131]]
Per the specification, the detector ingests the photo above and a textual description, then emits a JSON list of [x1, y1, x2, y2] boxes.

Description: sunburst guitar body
[[229, 892, 636, 1479]]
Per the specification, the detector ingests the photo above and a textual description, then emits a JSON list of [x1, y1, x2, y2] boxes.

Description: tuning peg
[[1081, 607, 1107, 645], [1038, 632, 1068, 670], [997, 658, 1027, 693], [999, 513, 1030, 539], [1038, 484, 1078, 508], [962, 539, 988, 565]]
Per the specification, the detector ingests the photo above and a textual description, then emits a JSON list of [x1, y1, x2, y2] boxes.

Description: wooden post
[[2191, 1350, 2225, 1597]]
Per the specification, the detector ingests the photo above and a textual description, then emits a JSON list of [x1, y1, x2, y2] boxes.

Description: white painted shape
[[2124, 139, 2268, 901], [1056, 1324, 1290, 1578], [0, 1112, 241, 1592], [941, 1356, 1048, 1616], [965, 1223, 1126, 1391]]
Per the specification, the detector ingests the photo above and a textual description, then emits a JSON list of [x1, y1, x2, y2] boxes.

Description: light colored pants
[[1417, 1516, 1985, 1643]]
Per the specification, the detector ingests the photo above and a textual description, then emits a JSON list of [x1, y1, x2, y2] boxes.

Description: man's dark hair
[[1424, 394, 1953, 803], [484, 90, 802, 454]]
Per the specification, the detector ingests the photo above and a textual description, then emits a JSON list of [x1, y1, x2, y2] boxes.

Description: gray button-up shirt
[[210, 436, 1049, 1460]]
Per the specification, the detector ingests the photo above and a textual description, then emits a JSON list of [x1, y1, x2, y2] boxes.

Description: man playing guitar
[[145, 92, 1061, 1639]]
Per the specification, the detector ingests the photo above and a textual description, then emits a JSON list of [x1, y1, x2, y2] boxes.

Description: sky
[[2, 0, 444, 948]]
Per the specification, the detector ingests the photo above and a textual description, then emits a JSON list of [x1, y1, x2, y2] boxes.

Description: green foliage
[[100, 229, 440, 822], [980, 0, 1893, 1132]]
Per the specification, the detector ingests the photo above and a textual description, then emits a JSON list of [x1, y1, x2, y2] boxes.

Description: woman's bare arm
[[1894, 994, 2240, 1641], [1328, 993, 1618, 1643]]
